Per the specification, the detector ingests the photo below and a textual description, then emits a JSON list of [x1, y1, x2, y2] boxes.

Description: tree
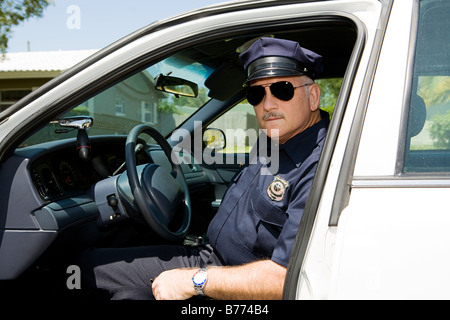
[[430, 111, 450, 149], [419, 76, 450, 107], [317, 78, 342, 118], [0, 0, 52, 54]]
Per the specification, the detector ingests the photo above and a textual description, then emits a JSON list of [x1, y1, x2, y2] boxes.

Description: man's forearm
[[204, 260, 286, 300]]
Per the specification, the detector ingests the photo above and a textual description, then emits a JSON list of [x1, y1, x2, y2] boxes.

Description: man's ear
[[309, 83, 321, 112]]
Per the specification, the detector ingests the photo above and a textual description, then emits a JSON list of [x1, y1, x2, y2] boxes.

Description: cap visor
[[244, 68, 305, 86]]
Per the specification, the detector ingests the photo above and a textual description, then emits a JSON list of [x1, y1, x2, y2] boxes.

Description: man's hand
[[152, 268, 196, 300], [204, 260, 286, 300], [152, 260, 286, 300]]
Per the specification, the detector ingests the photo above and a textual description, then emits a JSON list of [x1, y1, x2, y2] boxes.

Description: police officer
[[79, 37, 329, 300]]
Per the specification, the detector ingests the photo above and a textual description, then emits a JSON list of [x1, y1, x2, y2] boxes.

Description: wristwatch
[[192, 268, 208, 296]]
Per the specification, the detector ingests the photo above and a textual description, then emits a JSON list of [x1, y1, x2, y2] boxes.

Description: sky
[[7, 0, 228, 53]]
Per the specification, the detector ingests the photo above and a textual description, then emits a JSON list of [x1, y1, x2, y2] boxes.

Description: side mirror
[[154, 74, 198, 98], [203, 128, 226, 150]]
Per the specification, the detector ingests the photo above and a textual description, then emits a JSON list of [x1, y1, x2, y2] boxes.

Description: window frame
[[396, 0, 450, 176], [283, 8, 373, 299]]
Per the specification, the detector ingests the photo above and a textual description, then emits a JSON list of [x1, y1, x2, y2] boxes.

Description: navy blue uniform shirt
[[207, 111, 329, 268]]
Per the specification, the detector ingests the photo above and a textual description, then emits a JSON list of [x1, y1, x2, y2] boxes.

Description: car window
[[207, 78, 341, 154], [206, 102, 258, 154], [403, 0, 450, 173], [17, 25, 355, 150], [19, 53, 213, 147]]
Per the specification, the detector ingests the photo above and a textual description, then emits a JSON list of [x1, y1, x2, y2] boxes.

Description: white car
[[0, 0, 448, 300]]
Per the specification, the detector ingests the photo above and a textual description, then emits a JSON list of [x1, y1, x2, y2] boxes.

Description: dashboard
[[23, 137, 149, 202], [1, 137, 211, 282]]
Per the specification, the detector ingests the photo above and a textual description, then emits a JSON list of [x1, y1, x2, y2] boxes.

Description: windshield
[[20, 53, 214, 147]]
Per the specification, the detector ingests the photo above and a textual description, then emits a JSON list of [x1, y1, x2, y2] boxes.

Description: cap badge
[[267, 176, 289, 201]]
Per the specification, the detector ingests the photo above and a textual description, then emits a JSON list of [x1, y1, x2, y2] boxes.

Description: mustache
[[262, 111, 285, 121]]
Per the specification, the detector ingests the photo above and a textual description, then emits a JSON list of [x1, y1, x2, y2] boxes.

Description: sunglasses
[[246, 81, 313, 106]]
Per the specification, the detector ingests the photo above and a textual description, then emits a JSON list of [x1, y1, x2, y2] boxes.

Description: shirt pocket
[[234, 187, 287, 258]]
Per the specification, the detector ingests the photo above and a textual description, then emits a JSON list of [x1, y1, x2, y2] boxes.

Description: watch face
[[193, 271, 207, 285]]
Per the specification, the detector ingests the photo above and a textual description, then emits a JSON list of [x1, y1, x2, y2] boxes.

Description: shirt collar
[[252, 110, 329, 167], [279, 111, 329, 167]]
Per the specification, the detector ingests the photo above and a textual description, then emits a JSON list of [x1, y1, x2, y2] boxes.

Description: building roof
[[0, 50, 98, 79]]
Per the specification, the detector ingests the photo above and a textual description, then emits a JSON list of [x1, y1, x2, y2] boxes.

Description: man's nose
[[261, 87, 278, 111]]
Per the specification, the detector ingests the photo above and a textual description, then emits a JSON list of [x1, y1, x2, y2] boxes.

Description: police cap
[[239, 37, 323, 84]]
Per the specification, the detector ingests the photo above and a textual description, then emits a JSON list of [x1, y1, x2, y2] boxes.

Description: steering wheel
[[124, 124, 191, 241]]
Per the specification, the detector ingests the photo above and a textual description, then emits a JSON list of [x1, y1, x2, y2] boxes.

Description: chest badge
[[267, 176, 289, 202]]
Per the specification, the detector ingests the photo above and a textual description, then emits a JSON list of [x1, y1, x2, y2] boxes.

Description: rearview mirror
[[154, 74, 198, 98], [51, 116, 94, 130]]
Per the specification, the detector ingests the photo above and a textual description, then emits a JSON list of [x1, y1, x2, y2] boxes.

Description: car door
[[287, 0, 450, 299], [159, 1, 368, 215], [200, 101, 256, 209]]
